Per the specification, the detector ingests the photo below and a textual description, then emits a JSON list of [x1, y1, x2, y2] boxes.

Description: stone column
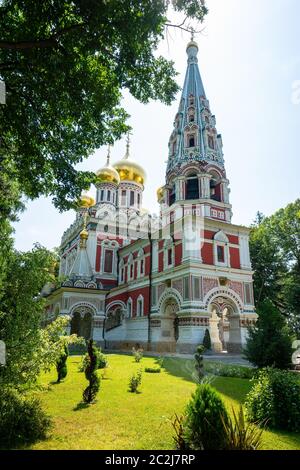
[[227, 316, 242, 353], [200, 174, 211, 198], [209, 309, 223, 352], [220, 178, 230, 203]]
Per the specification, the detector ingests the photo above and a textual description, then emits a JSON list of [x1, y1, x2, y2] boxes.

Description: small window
[[107, 190, 111, 201], [104, 249, 113, 273], [137, 298, 143, 316], [104, 224, 108, 232], [189, 114, 195, 123], [130, 191, 135, 206], [183, 277, 190, 300], [168, 248, 173, 266], [137, 193, 141, 207], [100, 190, 104, 201], [121, 190, 126, 206], [193, 277, 201, 300], [130, 263, 134, 279], [140, 259, 144, 275], [208, 136, 215, 149], [217, 246, 225, 263], [188, 135, 195, 148], [169, 185, 176, 206]]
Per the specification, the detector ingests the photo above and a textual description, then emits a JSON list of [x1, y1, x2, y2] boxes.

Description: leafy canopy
[[0, 0, 208, 211]]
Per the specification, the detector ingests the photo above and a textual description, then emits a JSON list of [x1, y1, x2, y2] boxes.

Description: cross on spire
[[106, 144, 111, 166], [125, 131, 131, 159]]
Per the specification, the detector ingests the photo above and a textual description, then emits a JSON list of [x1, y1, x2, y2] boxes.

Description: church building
[[45, 39, 256, 353]]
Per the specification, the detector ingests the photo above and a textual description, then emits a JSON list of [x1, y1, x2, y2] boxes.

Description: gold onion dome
[[78, 192, 95, 209], [157, 186, 164, 200], [113, 134, 146, 186], [96, 145, 120, 185], [80, 228, 89, 240]]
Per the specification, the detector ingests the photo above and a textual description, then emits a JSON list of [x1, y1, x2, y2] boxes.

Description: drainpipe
[[147, 215, 153, 350]]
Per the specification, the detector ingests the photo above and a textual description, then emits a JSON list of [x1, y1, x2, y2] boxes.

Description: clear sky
[[13, 0, 300, 252]]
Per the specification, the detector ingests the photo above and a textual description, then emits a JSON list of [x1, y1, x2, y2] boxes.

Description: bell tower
[[157, 38, 232, 224]]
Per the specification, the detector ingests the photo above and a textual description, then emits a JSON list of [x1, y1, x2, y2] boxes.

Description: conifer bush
[[82, 340, 100, 404], [194, 345, 205, 382], [56, 344, 68, 383], [184, 383, 229, 450], [203, 329, 211, 350]]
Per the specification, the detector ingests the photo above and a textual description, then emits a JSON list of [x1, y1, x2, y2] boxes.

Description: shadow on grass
[[73, 401, 91, 411]]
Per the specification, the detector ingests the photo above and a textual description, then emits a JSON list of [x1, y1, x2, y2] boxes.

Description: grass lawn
[[28, 354, 300, 450]]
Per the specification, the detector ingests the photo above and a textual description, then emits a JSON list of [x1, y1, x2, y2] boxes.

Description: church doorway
[[70, 307, 93, 340], [160, 298, 180, 352], [208, 298, 242, 353]]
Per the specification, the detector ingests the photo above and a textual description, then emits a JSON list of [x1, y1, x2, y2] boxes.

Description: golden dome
[[80, 228, 89, 240], [96, 147, 120, 185], [186, 39, 198, 52], [157, 186, 164, 201], [78, 193, 95, 209], [113, 134, 146, 186]]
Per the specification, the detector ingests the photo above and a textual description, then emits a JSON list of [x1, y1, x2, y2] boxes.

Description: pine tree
[[83, 340, 100, 403], [203, 329, 211, 350], [243, 300, 293, 369]]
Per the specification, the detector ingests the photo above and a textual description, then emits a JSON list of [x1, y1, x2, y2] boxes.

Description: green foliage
[[194, 345, 205, 382], [250, 200, 300, 334], [245, 368, 300, 432], [184, 383, 229, 450], [0, 387, 51, 449], [79, 347, 108, 372], [204, 362, 255, 379], [128, 369, 142, 393], [132, 347, 143, 363], [171, 413, 190, 451], [0, 0, 207, 211], [82, 340, 100, 404], [221, 406, 264, 450], [243, 300, 293, 369], [156, 356, 164, 367], [144, 367, 161, 373], [202, 328, 211, 350], [56, 344, 68, 383]]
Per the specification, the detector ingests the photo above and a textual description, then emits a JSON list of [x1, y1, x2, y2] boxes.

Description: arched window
[[186, 174, 199, 200], [104, 249, 113, 273], [127, 254, 134, 281], [137, 249, 145, 278], [137, 295, 144, 317], [169, 184, 176, 206], [208, 135, 215, 149], [213, 231, 230, 267], [127, 298, 133, 318], [209, 171, 222, 202], [164, 239, 174, 269], [188, 134, 195, 148], [189, 114, 195, 123]]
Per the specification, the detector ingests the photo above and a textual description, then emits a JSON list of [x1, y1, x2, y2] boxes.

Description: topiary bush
[[0, 387, 51, 449], [245, 368, 300, 432], [144, 367, 161, 373], [78, 346, 108, 372], [194, 345, 205, 382], [56, 344, 68, 383], [203, 329, 211, 350], [184, 383, 229, 450], [132, 347, 143, 363], [82, 340, 100, 404]]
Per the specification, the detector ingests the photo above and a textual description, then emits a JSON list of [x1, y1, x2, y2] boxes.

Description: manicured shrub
[[132, 347, 143, 363], [194, 345, 205, 382], [82, 340, 100, 404], [204, 362, 255, 379], [79, 346, 108, 372], [184, 383, 229, 450], [128, 369, 142, 393], [144, 367, 161, 373], [245, 368, 300, 432], [0, 387, 51, 448], [243, 300, 293, 369], [203, 329, 211, 350], [156, 356, 164, 367], [56, 344, 68, 383]]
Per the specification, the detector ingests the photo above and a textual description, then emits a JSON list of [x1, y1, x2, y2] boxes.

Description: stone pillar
[[220, 178, 230, 204], [200, 174, 211, 198], [209, 310, 223, 352]]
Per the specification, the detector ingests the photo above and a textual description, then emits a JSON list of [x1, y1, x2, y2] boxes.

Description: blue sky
[[13, 0, 300, 251]]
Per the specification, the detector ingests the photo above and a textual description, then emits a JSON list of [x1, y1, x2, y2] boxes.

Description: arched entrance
[[70, 305, 94, 340], [160, 297, 180, 352], [208, 296, 242, 353], [105, 307, 123, 332]]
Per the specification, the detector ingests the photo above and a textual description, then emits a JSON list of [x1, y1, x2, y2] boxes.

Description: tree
[[83, 339, 100, 404], [243, 300, 293, 369], [249, 201, 300, 333], [0, 0, 208, 211], [56, 343, 68, 383], [202, 328, 211, 350], [0, 244, 81, 388]]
